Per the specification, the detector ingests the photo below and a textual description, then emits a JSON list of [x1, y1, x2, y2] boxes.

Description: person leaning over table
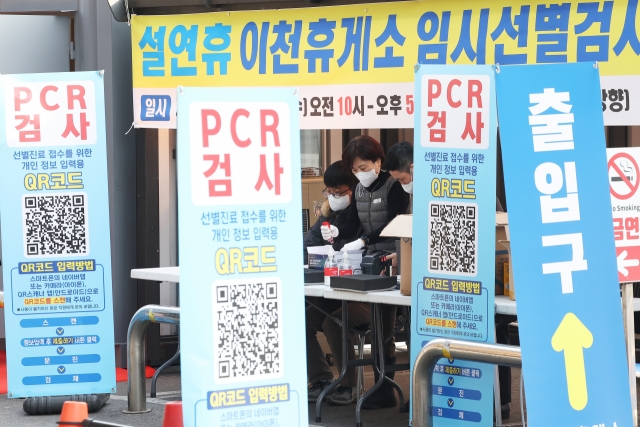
[[385, 141, 413, 214], [381, 141, 414, 274], [312, 135, 409, 409], [302, 160, 359, 264]]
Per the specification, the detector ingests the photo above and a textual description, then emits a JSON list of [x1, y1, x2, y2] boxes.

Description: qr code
[[22, 193, 89, 257], [428, 202, 477, 276], [213, 278, 283, 383]]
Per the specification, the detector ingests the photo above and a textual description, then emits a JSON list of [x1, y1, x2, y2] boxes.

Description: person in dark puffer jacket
[[303, 161, 358, 264]]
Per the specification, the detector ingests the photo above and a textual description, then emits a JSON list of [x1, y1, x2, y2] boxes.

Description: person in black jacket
[[303, 161, 358, 264]]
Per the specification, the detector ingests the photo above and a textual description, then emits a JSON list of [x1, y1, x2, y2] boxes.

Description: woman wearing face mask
[[302, 161, 359, 264], [322, 136, 410, 253], [318, 135, 409, 409]]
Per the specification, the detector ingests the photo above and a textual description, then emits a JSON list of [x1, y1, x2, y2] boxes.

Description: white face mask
[[355, 168, 378, 188], [401, 181, 413, 194], [328, 194, 350, 211]]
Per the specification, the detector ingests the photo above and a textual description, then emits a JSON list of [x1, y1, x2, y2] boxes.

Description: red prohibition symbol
[[609, 153, 640, 200]]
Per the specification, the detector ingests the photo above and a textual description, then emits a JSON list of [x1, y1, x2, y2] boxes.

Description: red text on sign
[[614, 217, 640, 241], [200, 108, 285, 198], [427, 79, 482, 109], [13, 85, 91, 142], [426, 78, 485, 145]]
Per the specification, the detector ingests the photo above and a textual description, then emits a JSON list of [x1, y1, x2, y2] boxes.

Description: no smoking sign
[[608, 148, 640, 283], [608, 152, 639, 200]]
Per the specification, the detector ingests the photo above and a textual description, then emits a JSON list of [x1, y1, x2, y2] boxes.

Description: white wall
[[0, 15, 70, 74], [0, 14, 70, 343]]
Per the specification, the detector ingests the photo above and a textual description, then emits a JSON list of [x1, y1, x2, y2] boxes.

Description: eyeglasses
[[322, 188, 350, 199]]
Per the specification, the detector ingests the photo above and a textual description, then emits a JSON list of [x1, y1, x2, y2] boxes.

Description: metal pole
[[412, 338, 522, 427], [493, 366, 502, 426], [621, 282, 638, 427], [122, 305, 180, 414], [493, 323, 503, 427]]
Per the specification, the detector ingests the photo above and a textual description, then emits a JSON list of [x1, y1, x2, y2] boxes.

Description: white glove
[[343, 239, 365, 251], [321, 225, 339, 241]]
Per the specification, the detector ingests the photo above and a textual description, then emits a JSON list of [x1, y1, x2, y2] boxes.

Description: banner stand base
[[23, 393, 110, 415]]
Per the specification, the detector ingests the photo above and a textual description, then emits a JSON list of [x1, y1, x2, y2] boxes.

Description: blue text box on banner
[[177, 86, 308, 427], [0, 72, 116, 397], [411, 64, 497, 426], [496, 62, 633, 426]]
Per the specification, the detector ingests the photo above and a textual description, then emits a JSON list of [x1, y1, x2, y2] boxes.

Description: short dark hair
[[384, 142, 413, 173], [324, 160, 357, 189], [342, 135, 385, 170]]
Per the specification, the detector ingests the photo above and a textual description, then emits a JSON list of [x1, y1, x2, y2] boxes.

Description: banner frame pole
[[622, 281, 638, 426]]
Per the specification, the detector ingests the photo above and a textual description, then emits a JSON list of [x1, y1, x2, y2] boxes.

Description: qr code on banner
[[428, 202, 478, 276], [213, 278, 283, 383], [22, 193, 89, 257]]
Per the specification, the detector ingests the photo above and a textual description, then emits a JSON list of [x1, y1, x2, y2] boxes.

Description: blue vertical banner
[[496, 62, 633, 426], [177, 86, 308, 427], [411, 65, 497, 425], [0, 72, 116, 397]]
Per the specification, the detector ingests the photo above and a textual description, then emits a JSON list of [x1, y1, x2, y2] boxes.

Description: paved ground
[[0, 345, 533, 427], [0, 367, 179, 427], [307, 346, 528, 427], [2, 344, 634, 427]]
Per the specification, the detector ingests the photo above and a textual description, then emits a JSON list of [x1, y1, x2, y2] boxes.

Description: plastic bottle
[[338, 248, 353, 276], [324, 248, 338, 286]]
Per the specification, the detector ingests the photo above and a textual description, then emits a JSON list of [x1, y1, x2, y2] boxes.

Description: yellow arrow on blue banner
[[551, 312, 593, 411]]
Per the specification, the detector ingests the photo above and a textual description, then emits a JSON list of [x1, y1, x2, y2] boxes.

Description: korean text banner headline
[[132, 0, 640, 90]]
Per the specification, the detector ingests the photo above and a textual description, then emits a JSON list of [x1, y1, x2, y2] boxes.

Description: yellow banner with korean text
[[131, 0, 640, 128], [132, 0, 639, 88]]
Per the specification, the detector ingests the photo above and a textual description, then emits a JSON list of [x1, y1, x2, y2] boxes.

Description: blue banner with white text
[[411, 65, 497, 426], [496, 62, 633, 426], [0, 72, 116, 397], [177, 87, 308, 427]]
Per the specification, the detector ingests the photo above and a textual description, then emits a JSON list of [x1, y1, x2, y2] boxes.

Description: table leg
[[356, 303, 405, 427], [622, 282, 638, 427], [405, 306, 411, 416], [376, 304, 404, 413], [316, 300, 349, 423], [369, 303, 380, 378], [150, 345, 180, 398], [405, 307, 411, 358]]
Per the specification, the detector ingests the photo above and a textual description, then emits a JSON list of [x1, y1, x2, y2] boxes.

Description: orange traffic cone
[[57, 401, 88, 426], [162, 401, 183, 427]]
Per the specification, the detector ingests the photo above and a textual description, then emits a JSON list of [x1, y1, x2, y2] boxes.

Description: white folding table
[[131, 267, 179, 283], [132, 267, 640, 426]]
